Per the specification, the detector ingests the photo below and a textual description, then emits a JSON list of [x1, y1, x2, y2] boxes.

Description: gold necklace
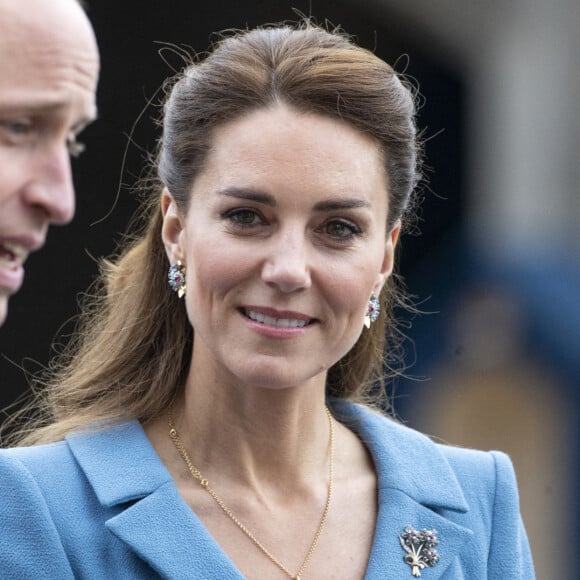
[[168, 407, 334, 580]]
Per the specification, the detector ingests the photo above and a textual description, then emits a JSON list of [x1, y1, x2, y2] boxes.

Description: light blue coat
[[0, 399, 534, 579]]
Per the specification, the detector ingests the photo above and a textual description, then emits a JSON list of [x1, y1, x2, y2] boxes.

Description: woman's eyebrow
[[217, 187, 371, 212], [313, 198, 371, 211], [218, 187, 276, 206]]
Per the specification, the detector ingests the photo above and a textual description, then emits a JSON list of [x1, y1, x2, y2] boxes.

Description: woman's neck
[[187, 391, 327, 488], [162, 358, 331, 497]]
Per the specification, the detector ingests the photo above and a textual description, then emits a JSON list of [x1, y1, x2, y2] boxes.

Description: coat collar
[[330, 399, 473, 579], [329, 398, 469, 512], [67, 420, 244, 579], [67, 402, 473, 579]]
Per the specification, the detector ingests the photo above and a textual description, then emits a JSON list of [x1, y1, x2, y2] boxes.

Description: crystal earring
[[364, 294, 380, 328], [168, 261, 186, 298]]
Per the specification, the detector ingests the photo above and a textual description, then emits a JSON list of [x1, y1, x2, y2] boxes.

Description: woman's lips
[[240, 306, 315, 327], [243, 308, 312, 328]]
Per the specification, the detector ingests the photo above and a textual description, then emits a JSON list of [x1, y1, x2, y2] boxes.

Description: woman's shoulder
[[0, 420, 176, 578], [1, 438, 70, 462], [435, 440, 518, 492], [0, 439, 74, 492], [0, 419, 151, 493], [332, 398, 512, 471], [332, 399, 534, 577], [330, 398, 523, 514], [0, 418, 168, 531]]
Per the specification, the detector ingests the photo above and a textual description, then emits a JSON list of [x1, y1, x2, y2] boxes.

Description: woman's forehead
[[195, 105, 387, 195]]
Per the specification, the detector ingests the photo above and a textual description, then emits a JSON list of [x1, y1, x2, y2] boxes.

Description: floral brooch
[[399, 526, 440, 577]]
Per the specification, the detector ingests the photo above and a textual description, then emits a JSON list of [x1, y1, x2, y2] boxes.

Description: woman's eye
[[324, 220, 361, 240], [224, 208, 263, 228]]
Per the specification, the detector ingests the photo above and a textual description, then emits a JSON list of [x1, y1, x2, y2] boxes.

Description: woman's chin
[[229, 361, 327, 393]]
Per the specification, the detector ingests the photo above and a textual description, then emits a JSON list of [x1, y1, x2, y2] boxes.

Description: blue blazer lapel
[[329, 400, 474, 579], [67, 421, 244, 579], [367, 488, 472, 579], [106, 482, 243, 579]]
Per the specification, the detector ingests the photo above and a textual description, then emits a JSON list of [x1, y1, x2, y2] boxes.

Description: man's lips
[[0, 242, 26, 269], [0, 235, 44, 263], [0, 236, 45, 292], [0, 248, 25, 292], [240, 306, 316, 328]]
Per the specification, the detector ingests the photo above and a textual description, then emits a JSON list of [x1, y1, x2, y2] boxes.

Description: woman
[[0, 23, 533, 579]]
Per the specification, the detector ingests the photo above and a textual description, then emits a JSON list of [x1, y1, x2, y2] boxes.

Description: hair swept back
[[6, 20, 421, 446]]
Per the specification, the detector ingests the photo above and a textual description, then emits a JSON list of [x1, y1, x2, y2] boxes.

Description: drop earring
[[168, 261, 186, 298], [364, 294, 380, 328]]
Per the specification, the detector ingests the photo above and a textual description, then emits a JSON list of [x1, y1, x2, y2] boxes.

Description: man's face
[[0, 0, 99, 325]]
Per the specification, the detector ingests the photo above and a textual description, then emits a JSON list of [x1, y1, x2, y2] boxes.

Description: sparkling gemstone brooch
[[399, 526, 440, 577]]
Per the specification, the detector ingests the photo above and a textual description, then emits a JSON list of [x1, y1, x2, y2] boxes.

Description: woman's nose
[[23, 143, 76, 225], [261, 228, 312, 293]]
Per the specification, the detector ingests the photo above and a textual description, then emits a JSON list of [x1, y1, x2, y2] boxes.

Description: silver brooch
[[399, 526, 440, 577]]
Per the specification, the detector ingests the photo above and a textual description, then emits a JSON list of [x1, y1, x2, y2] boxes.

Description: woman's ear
[[374, 220, 401, 294], [161, 188, 186, 264]]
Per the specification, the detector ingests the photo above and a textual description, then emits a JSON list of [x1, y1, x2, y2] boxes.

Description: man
[[0, 0, 99, 326]]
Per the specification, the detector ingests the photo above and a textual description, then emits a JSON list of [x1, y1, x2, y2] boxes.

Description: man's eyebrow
[[218, 187, 276, 206], [0, 101, 98, 125], [0, 100, 66, 115]]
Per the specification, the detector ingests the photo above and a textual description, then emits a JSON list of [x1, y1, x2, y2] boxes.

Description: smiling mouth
[[241, 308, 314, 328], [0, 243, 25, 271]]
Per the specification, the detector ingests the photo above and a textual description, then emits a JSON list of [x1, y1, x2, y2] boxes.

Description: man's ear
[[374, 220, 401, 294], [161, 188, 185, 264]]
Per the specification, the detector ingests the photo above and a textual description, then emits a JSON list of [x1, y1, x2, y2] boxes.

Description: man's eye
[[0, 120, 32, 138], [9, 122, 31, 135]]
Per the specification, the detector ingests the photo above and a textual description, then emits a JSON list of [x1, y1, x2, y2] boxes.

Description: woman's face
[[162, 104, 399, 390]]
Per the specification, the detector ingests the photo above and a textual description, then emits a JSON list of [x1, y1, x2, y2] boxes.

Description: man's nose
[[23, 143, 76, 225]]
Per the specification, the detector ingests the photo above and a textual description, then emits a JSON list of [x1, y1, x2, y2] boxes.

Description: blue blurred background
[[381, 3, 579, 577]]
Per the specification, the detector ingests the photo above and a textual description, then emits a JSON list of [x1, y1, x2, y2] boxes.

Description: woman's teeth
[[244, 309, 309, 328]]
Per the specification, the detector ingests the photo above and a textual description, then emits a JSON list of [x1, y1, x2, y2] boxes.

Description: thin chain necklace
[[168, 406, 334, 580]]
